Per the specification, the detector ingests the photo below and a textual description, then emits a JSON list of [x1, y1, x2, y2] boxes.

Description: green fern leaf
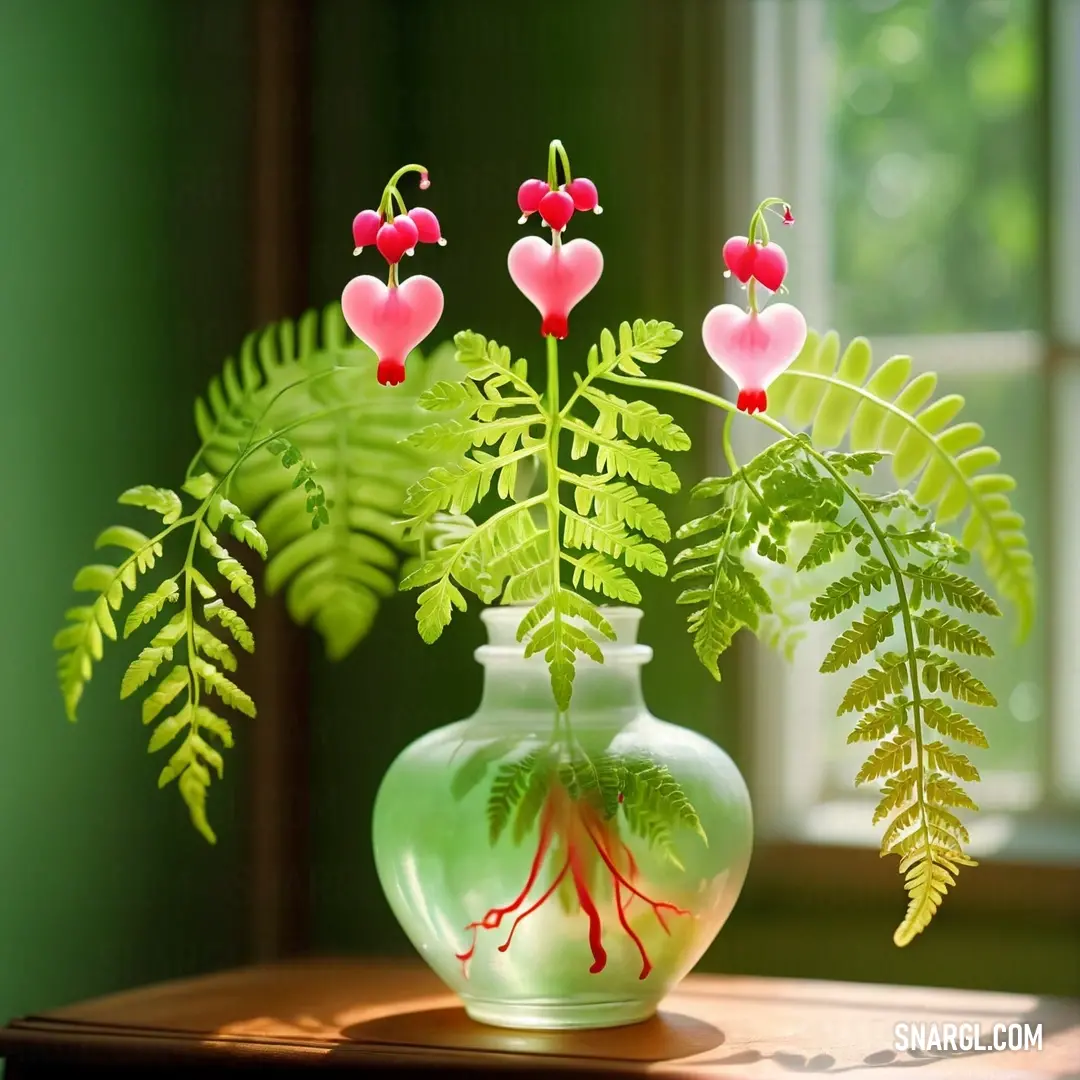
[[195, 706, 234, 748], [839, 653, 910, 713], [926, 774, 979, 812], [123, 579, 180, 638], [854, 729, 913, 784], [810, 559, 892, 621], [923, 740, 981, 782], [142, 665, 189, 726], [579, 385, 691, 451], [904, 565, 1001, 617], [564, 420, 680, 493], [797, 520, 868, 571], [565, 552, 642, 603], [918, 652, 997, 706], [920, 695, 989, 747], [769, 330, 1034, 638], [215, 557, 256, 608], [147, 703, 192, 754], [848, 698, 909, 743], [572, 479, 671, 542], [914, 609, 994, 656], [118, 485, 184, 525], [192, 304, 461, 662], [892, 841, 976, 947], [872, 768, 917, 823], [820, 605, 899, 673], [192, 657, 256, 718], [193, 624, 237, 671], [487, 751, 543, 844], [203, 599, 254, 652], [562, 511, 667, 575], [415, 576, 468, 644]]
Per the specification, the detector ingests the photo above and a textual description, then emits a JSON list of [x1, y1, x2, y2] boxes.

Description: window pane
[[828, 0, 1040, 336]]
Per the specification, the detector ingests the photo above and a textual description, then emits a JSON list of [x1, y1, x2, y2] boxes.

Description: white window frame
[[720, 0, 1080, 860]]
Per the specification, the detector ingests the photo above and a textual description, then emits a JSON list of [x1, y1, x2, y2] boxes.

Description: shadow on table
[[335, 993, 1080, 1077], [339, 1004, 724, 1061]]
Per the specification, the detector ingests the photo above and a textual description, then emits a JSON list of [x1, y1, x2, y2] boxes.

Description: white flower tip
[[594, 205, 604, 215], [723, 269, 731, 278], [518, 214, 528, 225], [407, 247, 416, 256], [353, 246, 363, 256], [437, 238, 447, 246]]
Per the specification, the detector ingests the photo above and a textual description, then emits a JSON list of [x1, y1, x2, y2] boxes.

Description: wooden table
[[0, 958, 1076, 1078]]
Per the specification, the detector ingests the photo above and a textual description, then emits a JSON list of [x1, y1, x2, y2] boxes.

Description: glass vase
[[372, 605, 752, 1030]]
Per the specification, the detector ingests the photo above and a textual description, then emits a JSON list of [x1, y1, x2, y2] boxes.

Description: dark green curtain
[[0, 0, 252, 1018]]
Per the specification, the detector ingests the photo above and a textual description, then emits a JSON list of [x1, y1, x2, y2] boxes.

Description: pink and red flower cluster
[[341, 165, 445, 387]]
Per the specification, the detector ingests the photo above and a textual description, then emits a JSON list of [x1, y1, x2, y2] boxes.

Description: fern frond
[[402, 319, 686, 710], [619, 756, 706, 870], [914, 609, 993, 656], [768, 330, 1034, 638], [487, 750, 544, 844], [562, 510, 667, 575], [917, 651, 997, 706], [570, 477, 671, 542], [809, 559, 892, 621], [920, 698, 988, 748], [819, 605, 899, 673], [578, 385, 691, 451], [904, 565, 1001, 617], [564, 419, 681, 493], [892, 839, 977, 947], [847, 698, 909, 744], [854, 729, 913, 784], [797, 520, 869, 571], [195, 303, 463, 661], [838, 652, 909, 713]]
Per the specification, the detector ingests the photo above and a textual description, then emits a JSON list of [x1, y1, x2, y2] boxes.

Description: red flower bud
[[722, 236, 756, 283], [408, 206, 446, 246], [376, 218, 419, 265], [517, 178, 550, 218], [565, 177, 600, 213], [538, 189, 575, 232], [752, 243, 788, 292], [352, 209, 382, 254]]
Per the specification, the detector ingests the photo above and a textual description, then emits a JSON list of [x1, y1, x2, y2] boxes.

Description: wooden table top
[[1, 958, 1077, 1078]]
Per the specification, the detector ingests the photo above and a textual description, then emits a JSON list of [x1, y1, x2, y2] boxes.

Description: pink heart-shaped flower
[[341, 274, 444, 386], [702, 302, 807, 413], [508, 235, 603, 339]]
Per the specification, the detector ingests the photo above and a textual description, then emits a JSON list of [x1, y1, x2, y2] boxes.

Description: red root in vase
[[456, 784, 690, 981]]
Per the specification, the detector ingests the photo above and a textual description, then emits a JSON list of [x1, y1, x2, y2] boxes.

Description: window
[[725, 0, 1078, 862]]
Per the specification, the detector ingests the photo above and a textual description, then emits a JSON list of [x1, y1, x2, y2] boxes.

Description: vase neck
[[473, 605, 651, 720]]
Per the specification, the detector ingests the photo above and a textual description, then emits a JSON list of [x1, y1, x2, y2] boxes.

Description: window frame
[[719, 0, 1080, 881]]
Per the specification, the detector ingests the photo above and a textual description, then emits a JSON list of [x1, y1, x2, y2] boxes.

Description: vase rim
[[479, 604, 647, 652]]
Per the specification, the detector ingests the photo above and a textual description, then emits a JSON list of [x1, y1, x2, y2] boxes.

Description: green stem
[[606, 371, 931, 861], [544, 334, 567, 734], [721, 410, 738, 475], [187, 366, 353, 482], [746, 197, 788, 248], [547, 139, 572, 189], [378, 163, 429, 220]]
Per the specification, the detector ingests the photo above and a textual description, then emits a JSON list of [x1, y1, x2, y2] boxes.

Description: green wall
[[0, 0, 251, 1020]]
